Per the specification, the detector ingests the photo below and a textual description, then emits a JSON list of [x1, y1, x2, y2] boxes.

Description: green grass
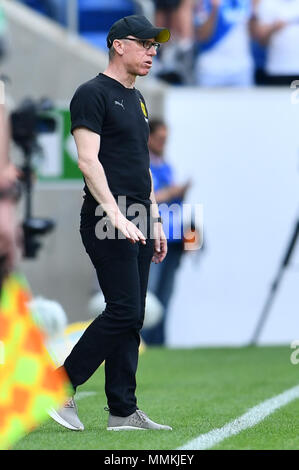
[[13, 345, 299, 450]]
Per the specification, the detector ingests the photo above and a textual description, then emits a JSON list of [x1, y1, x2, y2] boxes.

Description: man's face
[[148, 125, 168, 156], [119, 36, 158, 76]]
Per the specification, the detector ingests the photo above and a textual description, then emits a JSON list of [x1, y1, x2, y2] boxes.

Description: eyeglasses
[[123, 38, 161, 51]]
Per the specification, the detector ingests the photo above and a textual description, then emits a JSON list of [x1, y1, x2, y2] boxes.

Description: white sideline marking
[[178, 384, 299, 450], [75, 391, 97, 401]]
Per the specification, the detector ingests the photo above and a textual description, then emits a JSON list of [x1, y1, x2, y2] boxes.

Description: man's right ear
[[113, 39, 124, 56]]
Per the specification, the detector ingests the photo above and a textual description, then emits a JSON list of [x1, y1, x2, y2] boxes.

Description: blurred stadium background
[[1, 0, 299, 349]]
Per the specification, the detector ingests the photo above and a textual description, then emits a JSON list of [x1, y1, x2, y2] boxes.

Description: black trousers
[[63, 207, 154, 417]]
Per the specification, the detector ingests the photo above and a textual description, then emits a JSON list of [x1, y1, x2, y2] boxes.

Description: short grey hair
[[108, 44, 116, 62]]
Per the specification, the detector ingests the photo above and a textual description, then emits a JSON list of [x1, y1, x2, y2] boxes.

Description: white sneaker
[[49, 397, 84, 431], [107, 409, 172, 431]]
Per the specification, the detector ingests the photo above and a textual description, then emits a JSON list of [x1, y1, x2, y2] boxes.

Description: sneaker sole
[[107, 426, 147, 431], [48, 408, 84, 431], [107, 425, 172, 431]]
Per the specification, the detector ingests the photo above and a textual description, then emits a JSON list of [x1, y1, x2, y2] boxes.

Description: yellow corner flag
[[0, 274, 71, 450]]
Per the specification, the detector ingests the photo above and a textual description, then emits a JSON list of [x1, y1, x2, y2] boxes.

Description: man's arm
[[149, 168, 160, 219], [0, 105, 19, 280], [249, 16, 286, 46], [149, 168, 167, 263], [154, 181, 192, 204], [74, 127, 146, 244], [75, 127, 120, 220], [195, 0, 220, 42], [0, 104, 19, 188], [0, 104, 8, 175], [249, 0, 286, 46]]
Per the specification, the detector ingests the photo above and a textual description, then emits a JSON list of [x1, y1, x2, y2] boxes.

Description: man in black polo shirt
[[49, 15, 172, 431]]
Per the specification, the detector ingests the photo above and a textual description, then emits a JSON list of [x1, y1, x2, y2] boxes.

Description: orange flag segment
[[0, 274, 70, 450]]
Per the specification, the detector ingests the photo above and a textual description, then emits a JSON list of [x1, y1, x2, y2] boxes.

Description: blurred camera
[[10, 98, 57, 259]]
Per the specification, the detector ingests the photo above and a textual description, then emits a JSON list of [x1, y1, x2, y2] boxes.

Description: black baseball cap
[[107, 15, 170, 49]]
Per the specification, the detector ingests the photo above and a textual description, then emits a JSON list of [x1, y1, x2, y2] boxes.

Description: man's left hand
[[152, 222, 167, 264]]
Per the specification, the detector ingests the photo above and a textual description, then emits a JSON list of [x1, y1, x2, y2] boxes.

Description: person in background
[[141, 119, 191, 346], [153, 0, 195, 84], [194, 0, 255, 87], [250, 0, 299, 85], [0, 107, 19, 291], [0, 7, 20, 290]]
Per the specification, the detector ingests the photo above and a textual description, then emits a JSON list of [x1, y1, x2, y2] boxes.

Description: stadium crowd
[[153, 0, 299, 86], [16, 0, 299, 87]]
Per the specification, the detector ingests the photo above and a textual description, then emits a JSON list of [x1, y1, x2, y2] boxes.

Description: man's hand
[[152, 221, 167, 263], [155, 179, 192, 204], [180, 178, 192, 198], [271, 20, 286, 34], [109, 211, 147, 245]]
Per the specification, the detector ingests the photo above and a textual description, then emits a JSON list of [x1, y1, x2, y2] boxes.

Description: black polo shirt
[[70, 73, 152, 212]]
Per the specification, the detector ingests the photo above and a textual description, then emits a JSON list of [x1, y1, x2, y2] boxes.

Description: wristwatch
[[153, 216, 163, 224]]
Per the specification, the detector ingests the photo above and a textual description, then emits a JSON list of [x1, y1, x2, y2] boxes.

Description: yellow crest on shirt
[[140, 99, 147, 118]]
